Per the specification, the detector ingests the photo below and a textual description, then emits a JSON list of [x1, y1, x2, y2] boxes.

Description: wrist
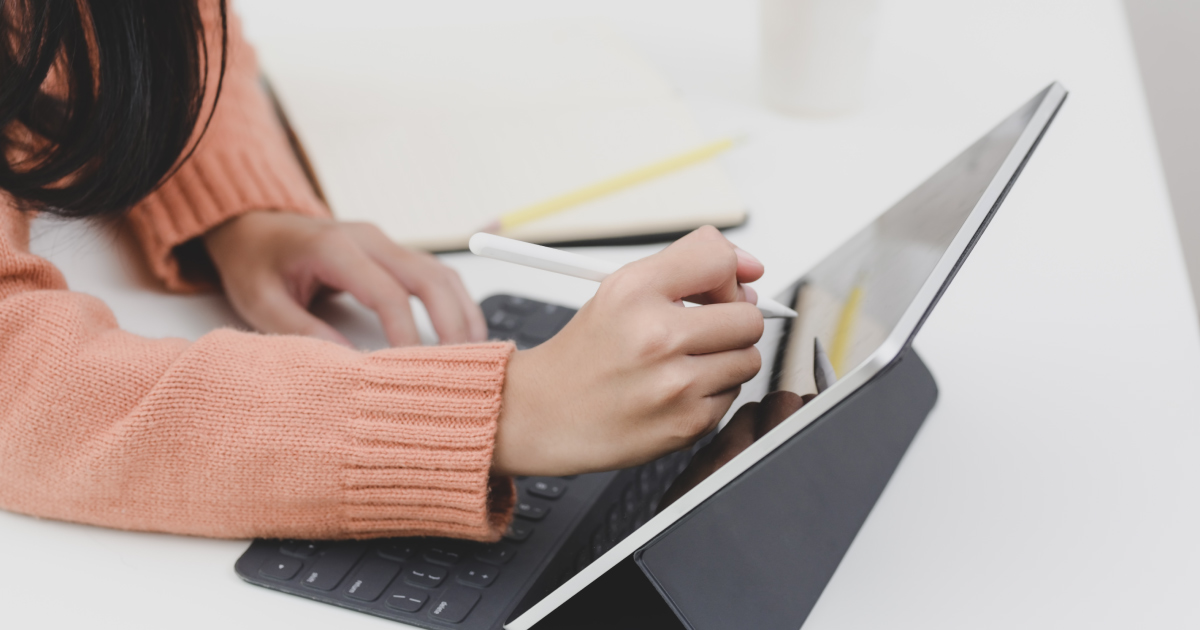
[[201, 209, 267, 258], [493, 348, 570, 476]]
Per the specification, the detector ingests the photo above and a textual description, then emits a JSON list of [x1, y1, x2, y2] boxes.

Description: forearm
[[124, 0, 329, 292], [0, 288, 515, 540]]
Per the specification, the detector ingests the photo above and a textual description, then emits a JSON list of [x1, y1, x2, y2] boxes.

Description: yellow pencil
[[481, 137, 738, 233]]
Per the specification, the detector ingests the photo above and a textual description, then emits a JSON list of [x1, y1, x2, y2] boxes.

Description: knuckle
[[597, 271, 643, 307], [716, 245, 739, 274], [655, 365, 693, 405], [297, 321, 327, 337], [405, 273, 434, 294], [744, 346, 763, 378], [633, 320, 678, 359], [310, 224, 352, 251], [671, 408, 719, 442], [694, 225, 722, 241], [348, 221, 385, 239], [694, 244, 738, 287], [741, 303, 766, 340]]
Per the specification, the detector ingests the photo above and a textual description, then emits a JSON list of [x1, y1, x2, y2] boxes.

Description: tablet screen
[[658, 90, 1047, 509], [764, 93, 1041, 403]]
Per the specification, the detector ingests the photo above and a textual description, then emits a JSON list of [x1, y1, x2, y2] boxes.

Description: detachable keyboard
[[235, 294, 697, 629]]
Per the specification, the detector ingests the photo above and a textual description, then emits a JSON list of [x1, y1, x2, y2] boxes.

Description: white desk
[[6, 0, 1199, 627]]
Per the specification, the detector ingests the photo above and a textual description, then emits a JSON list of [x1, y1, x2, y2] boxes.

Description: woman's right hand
[[492, 227, 767, 476]]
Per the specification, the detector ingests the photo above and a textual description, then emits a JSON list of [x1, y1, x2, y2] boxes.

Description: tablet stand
[[532, 346, 937, 630]]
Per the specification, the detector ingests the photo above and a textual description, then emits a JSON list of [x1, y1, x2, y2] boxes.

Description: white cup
[[760, 0, 881, 116]]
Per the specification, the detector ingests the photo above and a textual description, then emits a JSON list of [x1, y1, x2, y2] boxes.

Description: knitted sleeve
[[0, 207, 515, 540], [124, 0, 331, 292]]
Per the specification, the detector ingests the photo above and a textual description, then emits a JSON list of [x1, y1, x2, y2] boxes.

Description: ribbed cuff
[[334, 342, 517, 540], [126, 145, 330, 293]]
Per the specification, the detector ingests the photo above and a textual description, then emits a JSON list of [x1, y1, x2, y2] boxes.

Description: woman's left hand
[[203, 211, 488, 347]]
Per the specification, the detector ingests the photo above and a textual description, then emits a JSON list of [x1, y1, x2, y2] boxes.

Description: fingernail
[[742, 284, 758, 305], [734, 247, 762, 266]]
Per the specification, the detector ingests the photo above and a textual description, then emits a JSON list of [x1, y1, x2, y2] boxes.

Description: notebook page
[[254, 22, 745, 251]]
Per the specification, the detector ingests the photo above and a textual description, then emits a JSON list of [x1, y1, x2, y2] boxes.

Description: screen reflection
[[659, 90, 1045, 510]]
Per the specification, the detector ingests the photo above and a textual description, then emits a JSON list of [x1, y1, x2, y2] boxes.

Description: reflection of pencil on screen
[[829, 285, 864, 376], [480, 137, 739, 233]]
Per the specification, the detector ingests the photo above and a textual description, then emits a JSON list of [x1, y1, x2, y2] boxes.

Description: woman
[[0, 0, 766, 541]]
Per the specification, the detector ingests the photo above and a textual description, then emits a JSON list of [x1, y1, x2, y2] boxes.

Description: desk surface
[[6, 0, 1199, 628]]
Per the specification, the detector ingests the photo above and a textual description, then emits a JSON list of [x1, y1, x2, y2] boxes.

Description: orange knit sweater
[[0, 2, 516, 541]]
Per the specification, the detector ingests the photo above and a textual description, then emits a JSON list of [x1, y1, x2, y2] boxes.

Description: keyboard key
[[622, 483, 641, 518], [516, 305, 572, 346], [514, 500, 549, 521], [476, 542, 517, 565], [488, 309, 521, 331], [607, 505, 623, 535], [385, 588, 428, 613], [655, 458, 672, 477], [527, 478, 566, 500], [429, 586, 482, 624], [648, 493, 663, 515], [676, 455, 690, 476], [633, 508, 651, 531], [280, 540, 321, 558], [424, 544, 467, 566], [345, 557, 401, 602], [259, 556, 302, 581], [404, 564, 448, 589], [504, 521, 533, 541], [456, 561, 499, 588], [300, 544, 365, 591], [376, 540, 417, 561], [590, 526, 607, 560], [575, 547, 591, 572], [638, 466, 657, 496], [502, 296, 536, 314]]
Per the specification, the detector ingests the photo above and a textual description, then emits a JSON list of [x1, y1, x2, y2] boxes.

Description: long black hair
[[0, 0, 227, 218]]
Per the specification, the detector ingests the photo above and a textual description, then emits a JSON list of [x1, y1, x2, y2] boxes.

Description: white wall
[[1124, 0, 1200, 327]]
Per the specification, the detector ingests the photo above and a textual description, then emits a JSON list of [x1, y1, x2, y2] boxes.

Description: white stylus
[[469, 233, 798, 319]]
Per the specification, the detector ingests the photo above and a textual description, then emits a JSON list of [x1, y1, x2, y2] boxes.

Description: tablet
[[508, 81, 1068, 629]]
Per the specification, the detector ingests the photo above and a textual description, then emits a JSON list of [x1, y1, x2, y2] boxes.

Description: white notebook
[[252, 22, 746, 251]]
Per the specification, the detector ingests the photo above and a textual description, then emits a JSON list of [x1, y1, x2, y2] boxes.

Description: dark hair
[[0, 0, 227, 218]]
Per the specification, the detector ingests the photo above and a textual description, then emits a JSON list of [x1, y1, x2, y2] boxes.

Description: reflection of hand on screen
[[658, 391, 815, 512]]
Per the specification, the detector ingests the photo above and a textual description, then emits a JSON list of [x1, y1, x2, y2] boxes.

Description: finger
[[701, 385, 742, 433], [450, 274, 490, 342], [430, 264, 487, 343], [633, 226, 742, 303], [734, 247, 765, 284], [384, 257, 471, 344], [753, 391, 810, 439], [417, 258, 488, 342], [689, 242, 765, 304], [234, 277, 352, 346], [711, 401, 761, 459], [659, 394, 753, 512], [348, 227, 479, 344], [687, 345, 762, 396], [675, 301, 764, 355], [311, 239, 422, 346]]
